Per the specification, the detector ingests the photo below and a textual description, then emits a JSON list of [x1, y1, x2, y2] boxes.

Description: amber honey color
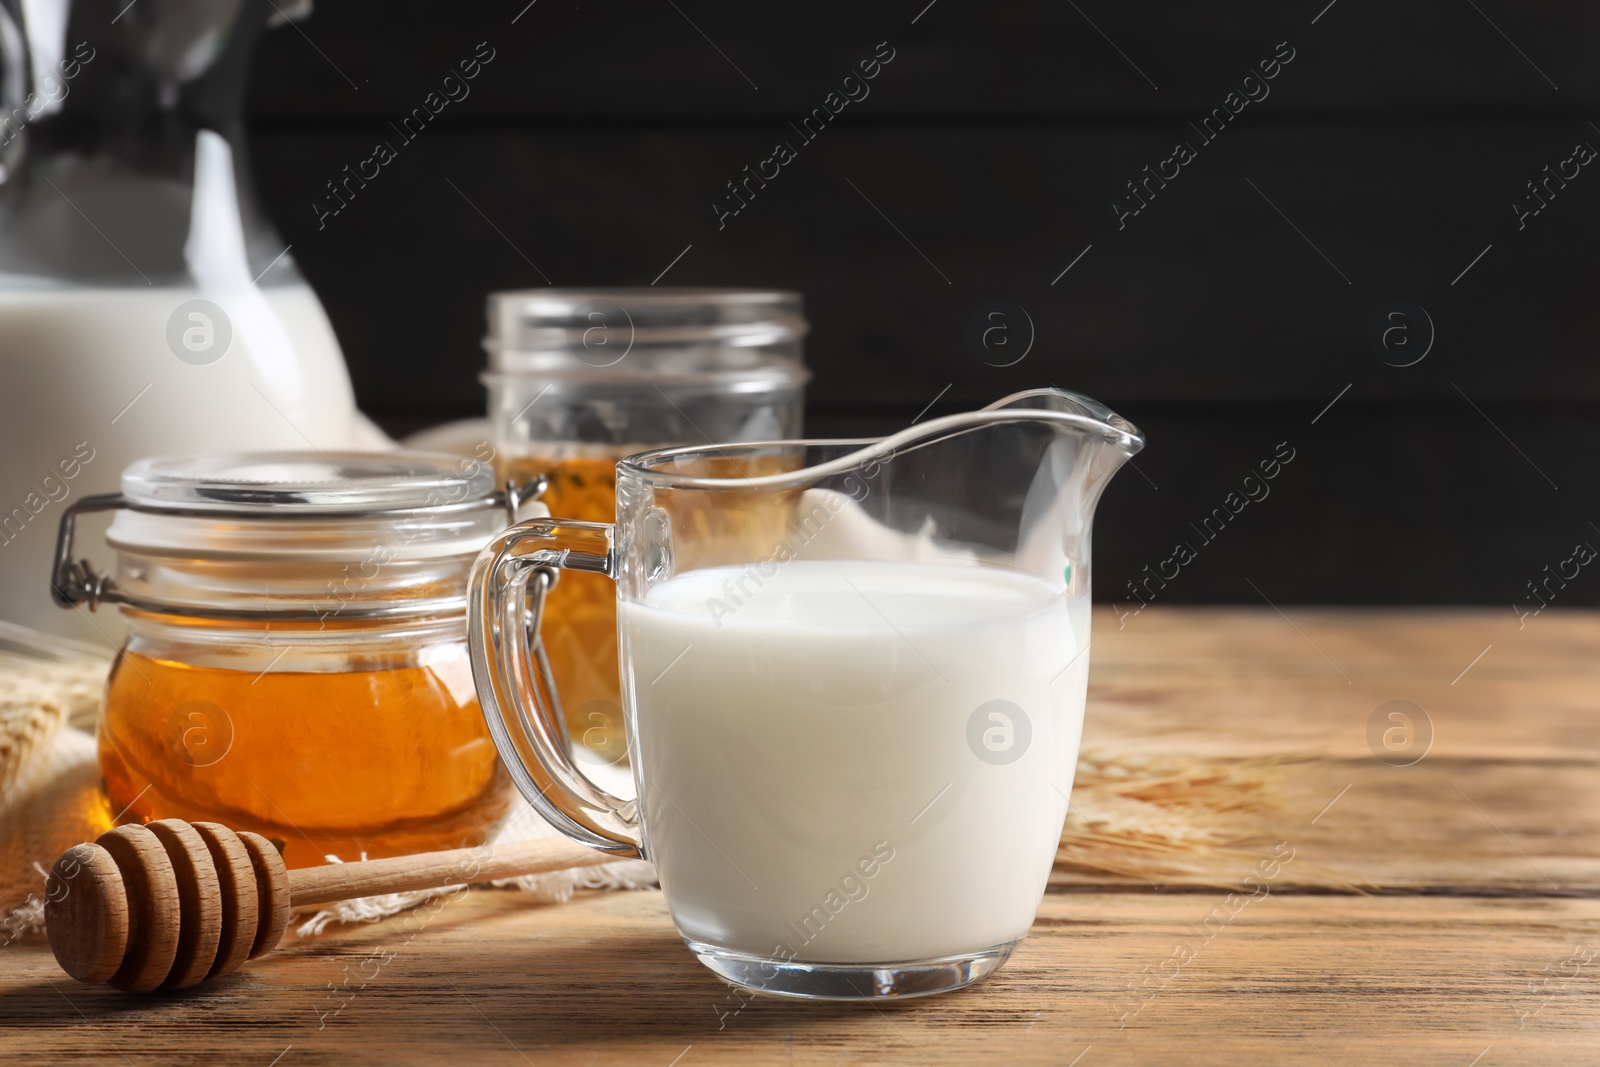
[[499, 454, 631, 764], [100, 643, 511, 868], [499, 450, 803, 765]]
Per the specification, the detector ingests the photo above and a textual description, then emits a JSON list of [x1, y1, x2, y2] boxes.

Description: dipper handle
[[44, 819, 618, 992], [287, 835, 617, 906]]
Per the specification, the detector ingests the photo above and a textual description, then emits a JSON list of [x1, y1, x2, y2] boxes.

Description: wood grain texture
[[5, 890, 1597, 1066], [1052, 757, 1600, 894], [146, 821, 225, 991], [94, 825, 181, 994], [244, 1, 1600, 117], [257, 124, 1600, 412], [192, 822, 261, 981], [218, 0, 1600, 608], [41, 844, 126, 986], [248, 115, 1600, 610], [3, 608, 1595, 1063], [241, 830, 290, 962]]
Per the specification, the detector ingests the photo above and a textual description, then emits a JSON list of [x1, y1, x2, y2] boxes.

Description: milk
[[621, 559, 1086, 964]]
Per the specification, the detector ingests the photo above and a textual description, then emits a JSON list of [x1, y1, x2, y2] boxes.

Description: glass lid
[[54, 451, 531, 620], [121, 451, 497, 514]]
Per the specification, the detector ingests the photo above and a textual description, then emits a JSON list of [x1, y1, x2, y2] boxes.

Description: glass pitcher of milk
[[0, 2, 363, 641], [468, 388, 1143, 1000]]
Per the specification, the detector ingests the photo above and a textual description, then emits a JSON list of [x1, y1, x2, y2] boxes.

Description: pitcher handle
[[467, 516, 643, 858]]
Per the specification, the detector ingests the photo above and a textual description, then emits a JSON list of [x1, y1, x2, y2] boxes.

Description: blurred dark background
[[244, 0, 1598, 609]]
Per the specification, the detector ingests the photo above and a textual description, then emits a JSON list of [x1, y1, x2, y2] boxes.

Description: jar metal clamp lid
[[50, 452, 552, 623]]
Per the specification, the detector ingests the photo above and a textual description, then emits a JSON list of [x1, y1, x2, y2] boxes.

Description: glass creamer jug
[[468, 388, 1143, 999]]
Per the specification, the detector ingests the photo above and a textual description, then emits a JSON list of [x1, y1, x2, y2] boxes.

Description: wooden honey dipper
[[44, 819, 615, 992]]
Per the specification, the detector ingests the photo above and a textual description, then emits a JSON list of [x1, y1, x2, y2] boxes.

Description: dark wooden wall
[[244, 1, 1600, 608]]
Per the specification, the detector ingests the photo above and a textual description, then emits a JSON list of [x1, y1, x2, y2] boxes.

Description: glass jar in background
[[483, 289, 809, 764], [51, 452, 529, 868]]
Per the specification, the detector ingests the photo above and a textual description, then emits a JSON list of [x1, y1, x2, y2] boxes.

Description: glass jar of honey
[[482, 289, 808, 763], [50, 452, 531, 868]]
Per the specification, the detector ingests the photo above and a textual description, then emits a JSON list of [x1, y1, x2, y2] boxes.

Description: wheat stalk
[[1059, 748, 1366, 890]]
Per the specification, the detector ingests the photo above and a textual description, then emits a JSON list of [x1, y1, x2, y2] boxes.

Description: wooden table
[[4, 608, 1597, 1065]]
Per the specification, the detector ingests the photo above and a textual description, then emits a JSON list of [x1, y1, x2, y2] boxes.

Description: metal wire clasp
[[500, 472, 549, 526], [50, 493, 127, 611]]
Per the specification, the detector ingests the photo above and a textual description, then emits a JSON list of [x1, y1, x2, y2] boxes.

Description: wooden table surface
[[4, 607, 1597, 1065]]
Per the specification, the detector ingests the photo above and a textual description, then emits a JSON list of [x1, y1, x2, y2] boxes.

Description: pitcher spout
[[978, 387, 1144, 530], [965, 389, 1142, 604], [980, 387, 1144, 460]]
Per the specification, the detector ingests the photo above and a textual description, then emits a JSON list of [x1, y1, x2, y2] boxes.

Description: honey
[[99, 638, 510, 869], [498, 450, 807, 763], [500, 454, 629, 764]]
